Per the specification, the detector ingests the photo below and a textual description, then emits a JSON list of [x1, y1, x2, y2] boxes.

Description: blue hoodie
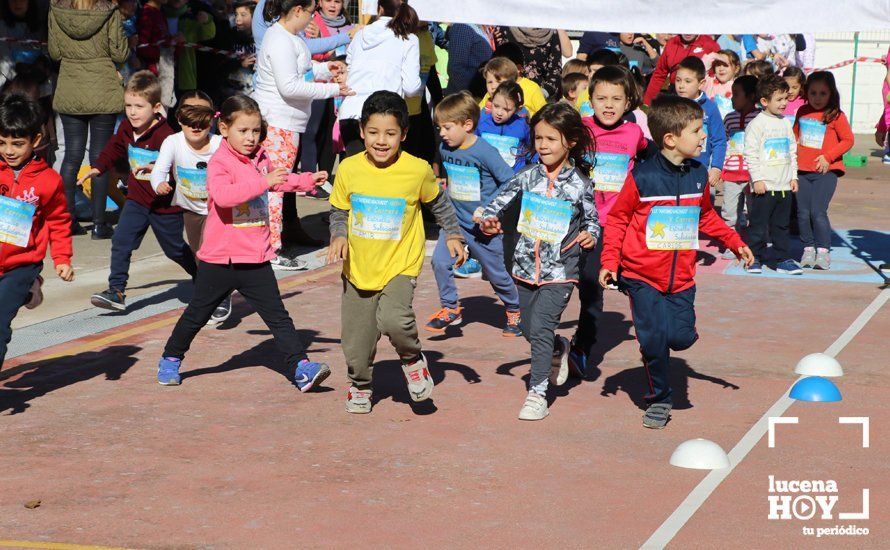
[[476, 110, 531, 173], [696, 93, 727, 171]]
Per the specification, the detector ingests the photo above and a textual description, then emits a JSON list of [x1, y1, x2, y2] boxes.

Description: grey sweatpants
[[341, 275, 422, 389], [517, 281, 574, 393], [721, 181, 749, 230]]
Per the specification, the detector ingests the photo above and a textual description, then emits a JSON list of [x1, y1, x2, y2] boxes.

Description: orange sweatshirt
[[794, 106, 854, 175]]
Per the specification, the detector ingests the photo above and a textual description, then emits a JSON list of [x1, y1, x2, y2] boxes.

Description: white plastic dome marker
[[669, 439, 731, 470], [794, 353, 844, 377]]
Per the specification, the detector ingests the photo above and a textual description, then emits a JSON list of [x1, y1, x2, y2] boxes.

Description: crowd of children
[[0, 7, 873, 428]]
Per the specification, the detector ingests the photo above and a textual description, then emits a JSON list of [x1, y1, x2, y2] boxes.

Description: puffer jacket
[[481, 162, 599, 285], [48, 0, 129, 115]]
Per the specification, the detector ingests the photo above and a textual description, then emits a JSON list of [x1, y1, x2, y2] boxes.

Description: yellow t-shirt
[[407, 31, 437, 116], [330, 152, 440, 291], [479, 77, 548, 117]]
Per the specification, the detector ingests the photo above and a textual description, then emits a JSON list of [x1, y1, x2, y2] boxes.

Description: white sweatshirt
[[150, 133, 223, 215], [252, 23, 340, 132], [743, 111, 797, 191], [338, 17, 422, 122]]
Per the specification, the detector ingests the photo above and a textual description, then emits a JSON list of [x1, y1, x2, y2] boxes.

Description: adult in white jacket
[[252, 0, 352, 268], [338, 0, 423, 156]]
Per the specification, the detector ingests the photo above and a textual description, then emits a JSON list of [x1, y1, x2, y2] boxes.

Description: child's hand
[[577, 230, 596, 249], [735, 246, 755, 267], [815, 155, 830, 173], [598, 268, 617, 289], [338, 83, 356, 97], [312, 171, 328, 186], [446, 237, 467, 267], [752, 181, 767, 195], [479, 217, 501, 235], [156, 181, 173, 195], [56, 264, 74, 282], [266, 168, 288, 188], [241, 53, 256, 68], [77, 168, 100, 187], [875, 130, 887, 147], [304, 20, 320, 39], [327, 236, 347, 264], [328, 61, 347, 76], [790, 179, 799, 192], [708, 168, 722, 187]]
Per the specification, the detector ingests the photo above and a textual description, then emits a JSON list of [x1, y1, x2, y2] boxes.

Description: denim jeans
[[59, 113, 117, 225]]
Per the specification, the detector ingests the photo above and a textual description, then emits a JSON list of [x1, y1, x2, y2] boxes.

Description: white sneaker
[[800, 247, 816, 268], [345, 386, 372, 414], [518, 391, 549, 421], [24, 275, 44, 310], [402, 353, 433, 402], [271, 255, 308, 271], [814, 249, 831, 270], [549, 336, 570, 386], [721, 249, 737, 260]]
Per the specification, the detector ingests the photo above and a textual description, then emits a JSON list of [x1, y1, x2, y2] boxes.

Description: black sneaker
[[306, 187, 330, 200], [91, 223, 114, 240], [91, 288, 126, 311], [70, 222, 87, 236], [207, 295, 232, 325]]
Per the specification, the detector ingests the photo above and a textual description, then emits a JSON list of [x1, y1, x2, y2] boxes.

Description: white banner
[[388, 0, 890, 34]]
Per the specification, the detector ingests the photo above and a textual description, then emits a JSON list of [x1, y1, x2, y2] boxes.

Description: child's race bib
[[0, 195, 35, 247], [715, 95, 734, 120], [727, 130, 745, 156], [128, 145, 159, 182], [480, 133, 520, 168], [645, 205, 700, 250], [763, 137, 791, 166], [798, 118, 827, 150], [517, 192, 573, 244], [176, 166, 208, 200], [232, 192, 268, 228], [591, 152, 630, 193], [350, 194, 406, 241], [444, 162, 482, 202]]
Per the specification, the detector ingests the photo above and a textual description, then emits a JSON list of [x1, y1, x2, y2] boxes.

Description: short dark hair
[[492, 80, 524, 108], [590, 64, 642, 111], [125, 70, 162, 106], [756, 75, 790, 101], [0, 93, 44, 138], [732, 75, 758, 99], [676, 56, 706, 81], [492, 42, 525, 69], [561, 73, 588, 100], [586, 48, 620, 68], [360, 91, 409, 131], [233, 0, 256, 12], [648, 94, 703, 148]]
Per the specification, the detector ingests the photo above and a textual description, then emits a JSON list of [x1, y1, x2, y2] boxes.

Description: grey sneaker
[[814, 250, 831, 270], [800, 247, 816, 268], [549, 336, 570, 386], [271, 255, 308, 271], [345, 386, 372, 414], [643, 402, 672, 429], [721, 249, 737, 260], [402, 353, 433, 402], [518, 391, 549, 421]]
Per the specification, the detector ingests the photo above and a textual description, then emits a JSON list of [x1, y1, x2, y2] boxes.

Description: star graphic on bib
[[235, 203, 251, 217], [650, 221, 667, 239]]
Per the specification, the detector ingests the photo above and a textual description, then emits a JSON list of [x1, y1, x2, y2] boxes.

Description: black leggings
[[59, 113, 117, 224]]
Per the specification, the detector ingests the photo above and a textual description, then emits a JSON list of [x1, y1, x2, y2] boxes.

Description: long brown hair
[[377, 0, 418, 40], [528, 102, 594, 174], [805, 71, 842, 124]]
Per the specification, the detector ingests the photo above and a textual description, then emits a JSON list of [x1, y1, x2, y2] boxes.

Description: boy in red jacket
[[599, 95, 753, 429], [643, 34, 720, 105], [0, 94, 74, 368]]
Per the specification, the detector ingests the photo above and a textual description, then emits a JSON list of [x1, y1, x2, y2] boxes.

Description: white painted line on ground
[[642, 287, 889, 549]]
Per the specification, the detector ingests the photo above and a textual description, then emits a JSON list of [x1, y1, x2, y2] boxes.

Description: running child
[[476, 81, 531, 173], [674, 56, 727, 188], [478, 102, 599, 421], [425, 92, 520, 337], [599, 95, 753, 429], [0, 94, 74, 369], [794, 71, 854, 270], [156, 95, 330, 389], [82, 71, 196, 312], [327, 91, 465, 414]]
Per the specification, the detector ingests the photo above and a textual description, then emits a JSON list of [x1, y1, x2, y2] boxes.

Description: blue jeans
[[0, 262, 42, 368], [59, 113, 117, 225], [109, 201, 196, 292], [431, 226, 519, 311], [796, 171, 838, 250]]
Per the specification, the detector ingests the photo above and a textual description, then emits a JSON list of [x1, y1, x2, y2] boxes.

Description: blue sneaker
[[294, 359, 331, 392], [776, 259, 803, 275], [746, 260, 762, 274], [157, 357, 181, 386], [568, 346, 587, 378], [454, 258, 482, 278]]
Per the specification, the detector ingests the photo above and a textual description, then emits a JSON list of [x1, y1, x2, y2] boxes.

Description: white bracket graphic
[[838, 417, 870, 448], [839, 489, 870, 520], [768, 417, 799, 448]]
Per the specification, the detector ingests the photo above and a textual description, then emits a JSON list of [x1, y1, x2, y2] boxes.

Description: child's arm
[[698, 184, 746, 252], [489, 148, 516, 187], [206, 160, 272, 208], [480, 172, 523, 221], [643, 51, 669, 105], [274, 171, 326, 193], [580, 178, 600, 242], [45, 174, 74, 279], [91, 128, 128, 177], [149, 137, 176, 195], [327, 205, 350, 264], [789, 123, 798, 187], [424, 190, 467, 265], [824, 113, 855, 163], [268, 34, 340, 101]]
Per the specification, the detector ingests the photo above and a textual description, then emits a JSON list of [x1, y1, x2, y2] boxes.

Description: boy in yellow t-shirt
[[327, 91, 466, 414], [478, 57, 547, 117]]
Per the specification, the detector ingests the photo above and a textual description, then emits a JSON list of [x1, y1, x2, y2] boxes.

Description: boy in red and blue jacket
[[599, 95, 753, 429], [0, 95, 74, 368]]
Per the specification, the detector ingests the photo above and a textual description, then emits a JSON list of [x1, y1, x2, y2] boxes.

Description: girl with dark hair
[[476, 80, 530, 173]]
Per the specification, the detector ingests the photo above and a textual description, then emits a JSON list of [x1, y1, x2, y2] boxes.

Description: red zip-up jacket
[[601, 153, 745, 294], [93, 115, 178, 214], [0, 157, 72, 275], [643, 35, 720, 105]]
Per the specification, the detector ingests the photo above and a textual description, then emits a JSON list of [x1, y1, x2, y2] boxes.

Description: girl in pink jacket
[[155, 95, 332, 392]]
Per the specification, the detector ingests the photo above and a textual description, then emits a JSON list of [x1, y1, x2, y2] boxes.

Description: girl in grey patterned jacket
[[478, 102, 600, 421]]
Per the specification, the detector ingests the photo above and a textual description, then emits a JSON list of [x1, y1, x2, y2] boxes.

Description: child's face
[[533, 120, 573, 167], [285, 0, 315, 32], [361, 113, 406, 166], [124, 92, 161, 132], [119, 0, 136, 18], [674, 68, 704, 99], [485, 72, 505, 98], [490, 93, 518, 124], [319, 0, 342, 18], [760, 90, 789, 116], [220, 112, 262, 156], [619, 33, 635, 46], [180, 97, 213, 146], [8, 0, 28, 19], [784, 77, 802, 101], [712, 54, 736, 83], [0, 133, 39, 168], [731, 84, 753, 112], [806, 81, 831, 111], [234, 6, 253, 31], [591, 81, 629, 126], [437, 118, 474, 149], [666, 118, 705, 159]]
